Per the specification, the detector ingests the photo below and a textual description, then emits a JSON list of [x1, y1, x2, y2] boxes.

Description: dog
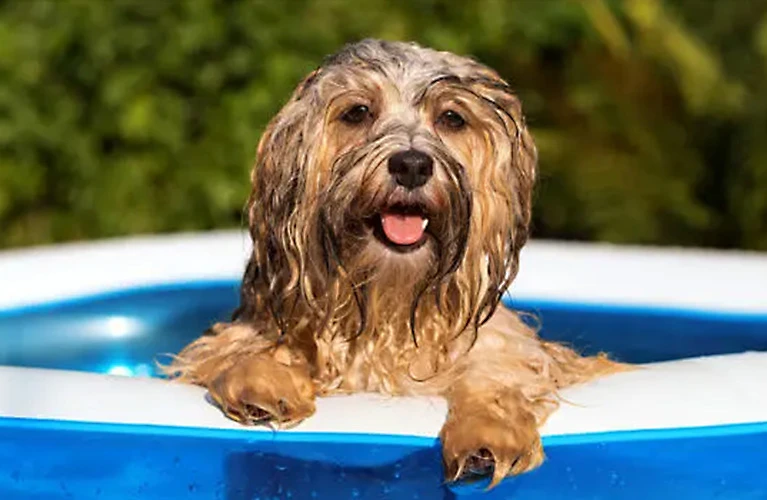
[[166, 39, 624, 487]]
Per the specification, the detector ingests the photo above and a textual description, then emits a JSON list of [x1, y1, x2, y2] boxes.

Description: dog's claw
[[445, 451, 495, 486], [445, 448, 526, 489], [464, 449, 496, 477], [242, 403, 272, 423], [207, 353, 316, 428], [444, 456, 464, 483], [440, 410, 544, 489]]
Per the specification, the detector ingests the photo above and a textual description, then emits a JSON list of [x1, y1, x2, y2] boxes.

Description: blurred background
[[1, 0, 766, 251]]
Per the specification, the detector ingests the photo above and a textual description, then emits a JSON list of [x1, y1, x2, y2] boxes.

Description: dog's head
[[240, 39, 536, 340]]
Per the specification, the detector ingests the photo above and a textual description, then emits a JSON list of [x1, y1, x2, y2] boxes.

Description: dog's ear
[[251, 68, 322, 190], [472, 77, 537, 243], [473, 78, 537, 199], [240, 69, 325, 328], [466, 77, 538, 326], [491, 86, 536, 252]]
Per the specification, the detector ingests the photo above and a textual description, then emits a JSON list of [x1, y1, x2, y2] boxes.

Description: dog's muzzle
[[378, 149, 434, 247]]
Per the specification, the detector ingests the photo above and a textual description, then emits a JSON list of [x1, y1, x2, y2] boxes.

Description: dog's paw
[[208, 350, 316, 428], [440, 410, 544, 488]]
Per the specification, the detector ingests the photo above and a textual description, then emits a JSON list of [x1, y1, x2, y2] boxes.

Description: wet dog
[[166, 39, 623, 487]]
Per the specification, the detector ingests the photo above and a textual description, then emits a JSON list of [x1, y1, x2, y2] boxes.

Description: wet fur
[[164, 39, 626, 487]]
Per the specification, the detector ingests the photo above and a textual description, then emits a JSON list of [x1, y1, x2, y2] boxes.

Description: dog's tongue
[[380, 212, 427, 245]]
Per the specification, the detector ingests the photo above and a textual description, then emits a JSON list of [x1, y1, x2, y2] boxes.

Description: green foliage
[[1, 0, 766, 249]]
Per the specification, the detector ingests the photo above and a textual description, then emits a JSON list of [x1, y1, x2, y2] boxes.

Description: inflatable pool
[[1, 231, 766, 499]]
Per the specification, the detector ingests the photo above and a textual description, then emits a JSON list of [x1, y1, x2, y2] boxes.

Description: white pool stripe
[[0, 231, 250, 311], [1, 352, 765, 438], [1, 231, 766, 314], [513, 241, 767, 314], [0, 365, 448, 438]]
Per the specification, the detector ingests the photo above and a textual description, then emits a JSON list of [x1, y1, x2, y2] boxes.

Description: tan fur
[[162, 39, 628, 487]]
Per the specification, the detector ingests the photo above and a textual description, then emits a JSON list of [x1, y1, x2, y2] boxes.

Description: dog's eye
[[438, 110, 466, 130], [341, 104, 371, 125]]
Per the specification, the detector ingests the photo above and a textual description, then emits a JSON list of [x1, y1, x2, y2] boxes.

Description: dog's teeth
[[422, 218, 429, 229]]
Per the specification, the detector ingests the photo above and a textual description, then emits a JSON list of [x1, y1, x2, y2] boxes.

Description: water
[[0, 281, 765, 375]]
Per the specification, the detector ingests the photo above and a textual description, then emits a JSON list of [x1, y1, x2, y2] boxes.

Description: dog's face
[[243, 40, 536, 336]]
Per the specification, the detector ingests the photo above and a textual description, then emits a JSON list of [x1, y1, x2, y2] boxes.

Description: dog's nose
[[388, 150, 434, 189]]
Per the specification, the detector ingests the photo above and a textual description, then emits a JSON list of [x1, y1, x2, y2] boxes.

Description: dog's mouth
[[369, 204, 430, 251]]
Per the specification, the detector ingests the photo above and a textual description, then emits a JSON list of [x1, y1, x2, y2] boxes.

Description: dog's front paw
[[440, 409, 544, 488], [208, 351, 316, 428]]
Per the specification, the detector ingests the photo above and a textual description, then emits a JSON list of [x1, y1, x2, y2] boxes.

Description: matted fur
[[164, 39, 626, 487]]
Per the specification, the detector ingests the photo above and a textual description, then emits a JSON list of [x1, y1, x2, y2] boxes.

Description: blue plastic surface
[[0, 417, 765, 499]]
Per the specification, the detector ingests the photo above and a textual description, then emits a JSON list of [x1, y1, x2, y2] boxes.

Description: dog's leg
[[165, 322, 316, 428], [439, 307, 626, 487]]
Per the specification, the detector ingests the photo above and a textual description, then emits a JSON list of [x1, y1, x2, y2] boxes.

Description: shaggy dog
[[166, 39, 623, 487]]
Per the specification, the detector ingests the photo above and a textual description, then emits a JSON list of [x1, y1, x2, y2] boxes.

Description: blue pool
[[1, 235, 766, 499]]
